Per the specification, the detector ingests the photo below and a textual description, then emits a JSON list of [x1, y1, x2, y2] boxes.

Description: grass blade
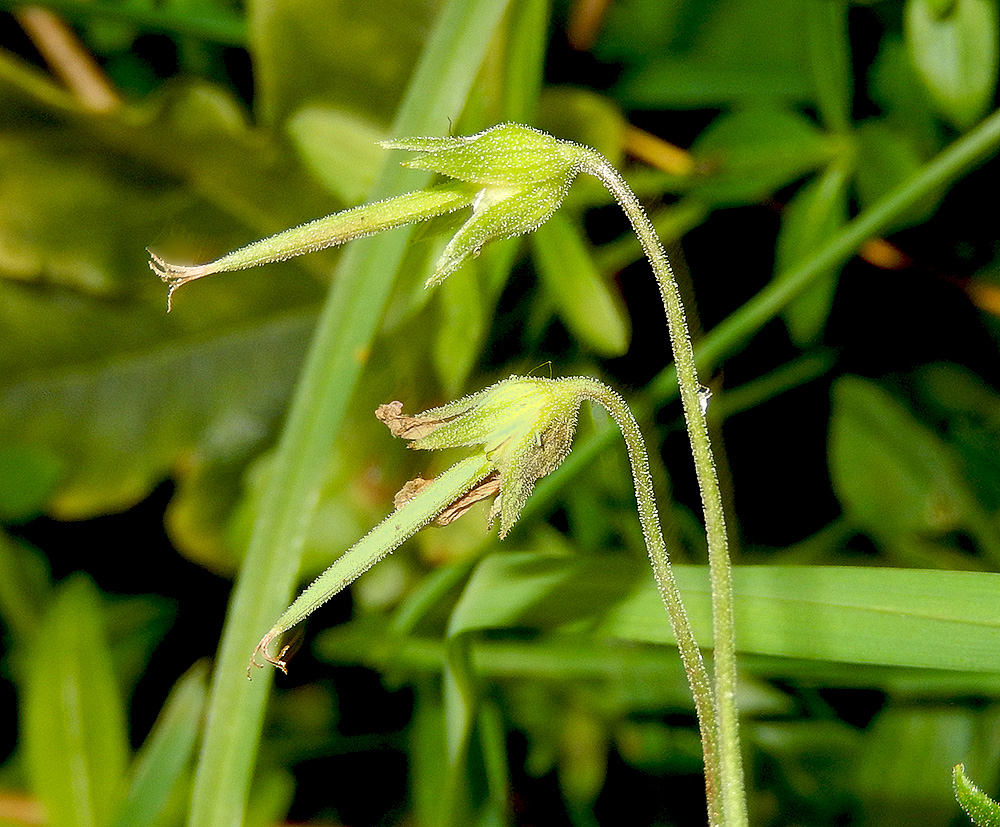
[[187, 2, 513, 826]]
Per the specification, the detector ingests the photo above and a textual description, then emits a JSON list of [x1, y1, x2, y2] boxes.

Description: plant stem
[[577, 380, 722, 827], [580, 153, 748, 827]]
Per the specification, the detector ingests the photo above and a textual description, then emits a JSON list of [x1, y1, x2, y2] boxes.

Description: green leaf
[[243, 770, 296, 827], [619, 58, 812, 110], [610, 0, 814, 109], [854, 705, 982, 827], [0, 529, 50, 644], [433, 262, 489, 395], [601, 563, 1000, 672], [338, 552, 1000, 675], [249, 0, 439, 127], [114, 662, 208, 827], [805, 0, 852, 133], [869, 35, 940, 149], [855, 119, 944, 230], [914, 363, 1000, 512], [286, 107, 387, 204], [0, 444, 62, 522], [450, 551, 644, 637], [955, 763, 1000, 827], [905, 0, 999, 130], [828, 376, 1000, 563], [775, 162, 851, 344], [689, 107, 834, 206], [0, 133, 171, 295], [531, 212, 631, 356], [23, 576, 129, 827], [0, 310, 313, 520], [437, 550, 643, 824]]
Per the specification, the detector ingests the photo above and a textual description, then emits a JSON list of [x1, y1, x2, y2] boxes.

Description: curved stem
[[580, 153, 747, 827], [576, 379, 721, 826]]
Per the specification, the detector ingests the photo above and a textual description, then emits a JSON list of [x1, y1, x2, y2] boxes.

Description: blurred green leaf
[[0, 530, 50, 644], [249, 0, 438, 127], [905, 0, 999, 130], [611, 0, 814, 109], [914, 363, 1000, 512], [287, 107, 387, 204], [751, 720, 860, 821], [103, 596, 177, 700], [829, 376, 1000, 564], [955, 763, 1000, 827], [0, 133, 171, 296], [531, 213, 631, 356], [854, 119, 944, 230], [0, 311, 313, 521], [450, 551, 644, 636], [114, 662, 208, 827], [805, 0, 852, 133], [689, 107, 833, 206], [775, 161, 851, 344], [433, 261, 490, 395], [243, 769, 295, 827], [410, 684, 450, 826], [855, 705, 982, 827], [869, 36, 940, 152], [0, 444, 62, 522], [23, 576, 128, 827], [0, 0, 247, 45]]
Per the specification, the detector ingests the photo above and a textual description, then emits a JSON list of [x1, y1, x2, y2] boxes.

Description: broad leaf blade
[[689, 107, 833, 206], [0, 311, 313, 521]]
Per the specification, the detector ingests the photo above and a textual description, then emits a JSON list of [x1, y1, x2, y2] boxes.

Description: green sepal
[[430, 179, 568, 286], [955, 764, 1000, 827], [384, 123, 582, 185], [398, 376, 589, 535]]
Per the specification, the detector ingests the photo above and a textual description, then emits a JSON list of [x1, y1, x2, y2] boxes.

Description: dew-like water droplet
[[698, 386, 712, 416]]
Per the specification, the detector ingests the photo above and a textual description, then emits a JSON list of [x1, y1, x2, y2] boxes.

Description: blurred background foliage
[[1, 0, 1000, 825]]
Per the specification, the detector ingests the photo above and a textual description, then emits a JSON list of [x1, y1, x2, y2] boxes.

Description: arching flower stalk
[[248, 375, 718, 808]]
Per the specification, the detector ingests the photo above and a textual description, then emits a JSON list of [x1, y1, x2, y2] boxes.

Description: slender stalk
[[579, 153, 748, 827], [577, 380, 722, 827]]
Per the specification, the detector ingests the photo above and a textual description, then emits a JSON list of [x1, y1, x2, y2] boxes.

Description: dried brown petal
[[391, 472, 501, 527], [435, 474, 501, 526], [376, 401, 454, 440]]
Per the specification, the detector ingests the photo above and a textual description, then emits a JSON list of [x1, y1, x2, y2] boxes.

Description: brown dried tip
[[147, 248, 214, 312], [392, 472, 501, 527], [436, 474, 501, 525], [375, 401, 454, 440], [247, 631, 290, 679]]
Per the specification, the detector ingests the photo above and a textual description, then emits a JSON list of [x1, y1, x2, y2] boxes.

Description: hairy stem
[[577, 379, 721, 825], [580, 152, 747, 827]]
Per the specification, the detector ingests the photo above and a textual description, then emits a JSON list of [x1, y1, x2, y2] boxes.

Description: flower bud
[[383, 123, 590, 286], [377, 375, 592, 536]]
